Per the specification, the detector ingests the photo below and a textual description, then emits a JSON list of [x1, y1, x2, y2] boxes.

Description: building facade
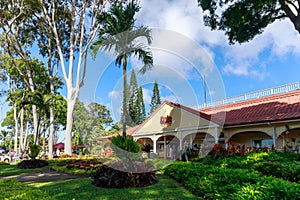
[[130, 83, 300, 159]]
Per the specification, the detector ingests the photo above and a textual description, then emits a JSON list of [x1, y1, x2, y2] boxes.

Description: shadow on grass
[[0, 164, 50, 177], [30, 175, 198, 200]]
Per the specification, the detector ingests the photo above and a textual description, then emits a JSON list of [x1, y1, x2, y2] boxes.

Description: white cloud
[[108, 90, 121, 99], [139, 0, 226, 46], [138, 0, 300, 80], [142, 88, 152, 105], [136, 0, 221, 81], [265, 20, 300, 56]]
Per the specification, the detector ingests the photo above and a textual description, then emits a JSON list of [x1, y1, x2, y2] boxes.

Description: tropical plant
[[111, 135, 140, 153], [28, 144, 41, 159], [91, 0, 153, 136], [91, 163, 157, 188]]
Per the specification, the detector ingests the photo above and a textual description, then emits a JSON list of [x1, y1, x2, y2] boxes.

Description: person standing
[[56, 148, 60, 157]]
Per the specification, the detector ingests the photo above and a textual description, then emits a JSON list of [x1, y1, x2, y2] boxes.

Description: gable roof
[[166, 100, 212, 122], [133, 100, 221, 134]]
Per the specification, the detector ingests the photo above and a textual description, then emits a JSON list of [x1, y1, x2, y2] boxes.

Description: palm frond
[[130, 26, 152, 45], [130, 48, 153, 74]]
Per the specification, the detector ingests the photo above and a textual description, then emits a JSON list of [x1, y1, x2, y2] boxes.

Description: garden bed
[[163, 152, 300, 199]]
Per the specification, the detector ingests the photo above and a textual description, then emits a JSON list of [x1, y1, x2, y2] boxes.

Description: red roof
[[205, 89, 300, 126], [96, 90, 300, 139], [157, 90, 300, 127]]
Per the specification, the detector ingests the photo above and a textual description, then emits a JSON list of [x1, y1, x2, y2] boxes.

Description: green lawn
[[30, 175, 197, 200], [0, 176, 197, 200], [0, 163, 197, 200], [0, 164, 49, 177]]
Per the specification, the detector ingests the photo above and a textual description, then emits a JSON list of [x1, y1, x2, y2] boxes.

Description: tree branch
[[39, 0, 69, 83], [285, 0, 299, 14], [280, 0, 297, 22]]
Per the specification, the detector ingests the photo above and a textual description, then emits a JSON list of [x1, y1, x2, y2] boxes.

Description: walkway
[[0, 168, 86, 183]]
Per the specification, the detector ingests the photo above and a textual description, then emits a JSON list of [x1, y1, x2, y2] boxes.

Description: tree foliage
[[72, 101, 113, 152], [149, 81, 161, 114], [128, 69, 146, 126], [198, 0, 300, 44], [91, 0, 153, 136]]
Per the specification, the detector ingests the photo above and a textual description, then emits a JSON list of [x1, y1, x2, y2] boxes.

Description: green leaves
[[149, 81, 161, 114], [198, 0, 294, 44], [28, 144, 41, 159], [111, 135, 141, 154], [164, 156, 300, 199]]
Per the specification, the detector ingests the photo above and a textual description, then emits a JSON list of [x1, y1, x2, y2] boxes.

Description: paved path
[[0, 169, 87, 183]]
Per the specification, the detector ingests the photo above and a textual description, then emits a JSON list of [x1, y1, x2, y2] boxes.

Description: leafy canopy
[[198, 0, 300, 44]]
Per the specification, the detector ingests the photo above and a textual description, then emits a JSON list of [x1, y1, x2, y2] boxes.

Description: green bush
[[17, 159, 49, 169], [164, 157, 300, 199], [252, 161, 300, 183], [28, 144, 41, 159], [111, 135, 140, 153]]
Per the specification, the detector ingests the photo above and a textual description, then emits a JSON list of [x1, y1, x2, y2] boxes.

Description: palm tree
[[91, 1, 153, 137]]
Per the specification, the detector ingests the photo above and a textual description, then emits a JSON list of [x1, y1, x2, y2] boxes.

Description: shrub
[[163, 160, 300, 199], [17, 159, 48, 169], [28, 144, 41, 159], [110, 135, 142, 162], [111, 135, 140, 153], [91, 162, 157, 188], [253, 161, 300, 183]]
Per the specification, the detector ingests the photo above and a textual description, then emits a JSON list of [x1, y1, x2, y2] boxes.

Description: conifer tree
[[128, 69, 138, 126], [149, 81, 161, 114], [136, 86, 146, 124]]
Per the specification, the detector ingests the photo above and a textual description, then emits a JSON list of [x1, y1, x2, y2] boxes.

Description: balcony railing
[[193, 82, 300, 110]]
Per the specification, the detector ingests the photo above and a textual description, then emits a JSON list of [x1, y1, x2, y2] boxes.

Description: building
[[97, 82, 300, 159]]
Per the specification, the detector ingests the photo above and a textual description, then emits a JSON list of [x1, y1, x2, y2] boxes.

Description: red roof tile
[[206, 90, 300, 126]]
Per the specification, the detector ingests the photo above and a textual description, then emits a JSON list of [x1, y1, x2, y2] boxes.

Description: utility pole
[[203, 75, 207, 105]]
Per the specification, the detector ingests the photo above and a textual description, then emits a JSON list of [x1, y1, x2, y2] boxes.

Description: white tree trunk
[[48, 89, 55, 158], [23, 121, 29, 150], [32, 104, 39, 144], [13, 102, 18, 153], [65, 96, 76, 155], [19, 107, 24, 153], [38, 0, 107, 155]]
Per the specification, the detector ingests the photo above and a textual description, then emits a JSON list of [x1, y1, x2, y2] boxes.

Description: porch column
[[189, 134, 193, 147], [164, 136, 167, 159], [153, 137, 157, 154], [214, 127, 219, 143], [272, 126, 277, 149], [179, 131, 183, 151]]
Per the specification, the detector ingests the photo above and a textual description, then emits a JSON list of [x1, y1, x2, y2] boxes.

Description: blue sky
[[1, 0, 299, 125], [77, 0, 300, 122]]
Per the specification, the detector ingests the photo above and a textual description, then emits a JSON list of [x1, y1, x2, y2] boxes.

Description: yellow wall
[[134, 102, 215, 135]]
